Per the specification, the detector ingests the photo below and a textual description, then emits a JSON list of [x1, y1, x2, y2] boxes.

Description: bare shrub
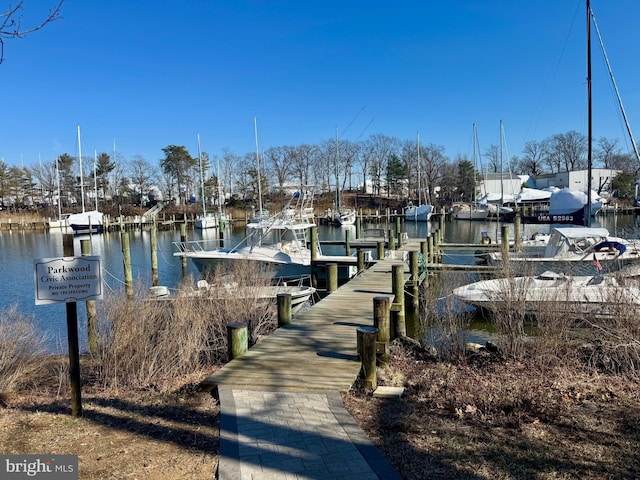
[[92, 261, 278, 390], [0, 305, 49, 393], [420, 271, 471, 362]]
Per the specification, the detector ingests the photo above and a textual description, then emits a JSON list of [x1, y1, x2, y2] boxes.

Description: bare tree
[[484, 144, 500, 173], [595, 137, 619, 169], [263, 146, 293, 194], [129, 155, 155, 207], [290, 144, 319, 187], [549, 131, 587, 171], [518, 140, 547, 176], [421, 143, 447, 204], [1, 1, 63, 63], [362, 134, 400, 196]]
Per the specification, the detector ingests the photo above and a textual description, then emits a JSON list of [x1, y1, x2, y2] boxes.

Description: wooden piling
[[514, 215, 521, 251], [180, 223, 187, 278], [357, 326, 378, 389], [327, 263, 338, 293], [277, 293, 292, 326], [355, 215, 362, 239], [150, 225, 159, 287], [395, 216, 401, 246], [501, 225, 509, 259], [392, 263, 406, 337], [406, 251, 420, 340], [121, 231, 134, 299], [357, 249, 365, 273], [345, 229, 351, 256], [388, 229, 396, 250], [227, 322, 248, 360], [377, 240, 385, 260], [373, 297, 390, 364], [81, 239, 97, 355]]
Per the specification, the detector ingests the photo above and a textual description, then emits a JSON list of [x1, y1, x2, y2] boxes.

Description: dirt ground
[[1, 344, 639, 479]]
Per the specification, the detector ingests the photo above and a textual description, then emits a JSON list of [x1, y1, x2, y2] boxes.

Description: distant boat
[[452, 270, 640, 320], [405, 133, 433, 222], [68, 125, 103, 233], [331, 128, 356, 226], [194, 134, 218, 230], [453, 124, 489, 221]]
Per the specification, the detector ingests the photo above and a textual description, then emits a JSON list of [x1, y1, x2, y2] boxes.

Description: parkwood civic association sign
[[34, 256, 103, 305]]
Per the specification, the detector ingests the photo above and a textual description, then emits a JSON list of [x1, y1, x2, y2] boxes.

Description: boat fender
[[481, 232, 492, 245]]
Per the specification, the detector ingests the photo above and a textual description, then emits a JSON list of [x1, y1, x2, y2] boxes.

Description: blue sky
[[2, 0, 639, 170]]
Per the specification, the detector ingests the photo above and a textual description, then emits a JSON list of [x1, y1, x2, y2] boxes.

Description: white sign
[[34, 256, 103, 305]]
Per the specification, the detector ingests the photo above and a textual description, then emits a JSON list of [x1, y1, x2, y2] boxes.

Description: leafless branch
[[0, 0, 64, 64]]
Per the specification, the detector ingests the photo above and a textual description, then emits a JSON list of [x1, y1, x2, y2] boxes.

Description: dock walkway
[[205, 258, 407, 479]]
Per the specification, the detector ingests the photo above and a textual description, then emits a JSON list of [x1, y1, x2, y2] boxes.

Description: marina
[[2, 211, 640, 355]]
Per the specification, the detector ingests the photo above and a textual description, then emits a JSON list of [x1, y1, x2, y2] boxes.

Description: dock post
[[277, 293, 292, 326], [501, 225, 509, 258], [310, 226, 318, 260], [121, 231, 134, 299], [81, 239, 97, 355], [227, 322, 248, 360], [357, 249, 365, 273], [345, 229, 351, 256], [373, 297, 391, 364], [327, 263, 338, 293], [420, 240, 428, 260], [427, 235, 434, 263], [377, 240, 385, 260], [355, 215, 362, 239], [180, 223, 188, 278], [392, 264, 406, 337], [514, 215, 522, 251], [357, 326, 378, 389], [150, 224, 159, 287], [388, 229, 396, 250], [395, 216, 401, 247], [439, 208, 445, 237], [405, 251, 420, 340]]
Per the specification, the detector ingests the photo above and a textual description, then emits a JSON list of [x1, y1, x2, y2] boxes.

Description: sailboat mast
[[77, 124, 85, 212], [93, 150, 98, 210], [55, 156, 61, 221], [254, 117, 263, 217], [586, 0, 592, 227], [197, 133, 206, 216], [499, 120, 504, 208], [417, 133, 422, 207], [335, 127, 340, 211]]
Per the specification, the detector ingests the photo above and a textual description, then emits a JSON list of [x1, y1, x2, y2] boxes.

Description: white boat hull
[[68, 210, 104, 233], [405, 204, 433, 222], [453, 271, 640, 319]]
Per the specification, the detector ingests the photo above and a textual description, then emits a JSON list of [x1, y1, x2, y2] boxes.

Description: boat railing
[[173, 239, 224, 253]]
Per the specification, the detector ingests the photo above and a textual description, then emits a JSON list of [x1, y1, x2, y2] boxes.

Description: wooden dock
[[201, 258, 408, 391]]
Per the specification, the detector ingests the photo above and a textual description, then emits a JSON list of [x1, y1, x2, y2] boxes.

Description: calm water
[[2, 214, 638, 353]]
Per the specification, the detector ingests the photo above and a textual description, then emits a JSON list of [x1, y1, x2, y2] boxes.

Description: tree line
[[1, 129, 639, 212]]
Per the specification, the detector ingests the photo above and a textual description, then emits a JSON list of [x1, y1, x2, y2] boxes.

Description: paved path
[[210, 254, 419, 479], [218, 387, 402, 480]]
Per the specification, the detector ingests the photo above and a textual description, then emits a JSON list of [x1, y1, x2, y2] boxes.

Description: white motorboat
[[149, 278, 316, 315], [174, 188, 318, 280], [487, 227, 640, 275], [451, 202, 489, 221], [452, 270, 640, 320]]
